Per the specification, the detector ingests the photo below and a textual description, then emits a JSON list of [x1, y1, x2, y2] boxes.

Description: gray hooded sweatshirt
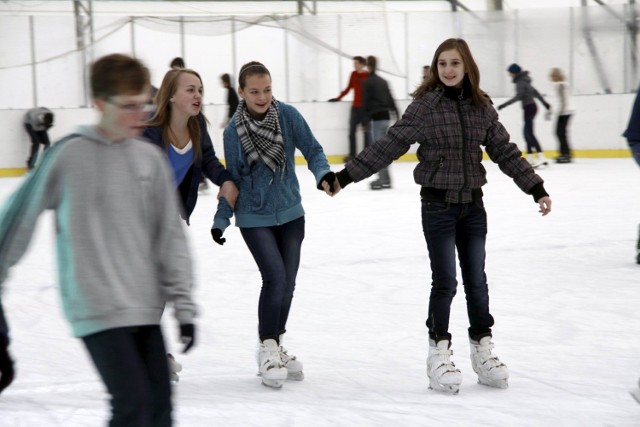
[[0, 125, 196, 338]]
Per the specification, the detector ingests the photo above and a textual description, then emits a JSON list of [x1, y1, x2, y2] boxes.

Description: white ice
[[0, 158, 639, 426]]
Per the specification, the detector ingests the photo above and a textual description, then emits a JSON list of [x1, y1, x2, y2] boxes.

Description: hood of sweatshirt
[[513, 71, 531, 84]]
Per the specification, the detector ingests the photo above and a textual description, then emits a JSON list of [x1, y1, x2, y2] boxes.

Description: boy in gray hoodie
[[0, 54, 196, 426]]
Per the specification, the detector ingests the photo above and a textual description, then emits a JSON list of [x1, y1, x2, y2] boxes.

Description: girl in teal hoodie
[[212, 61, 335, 389]]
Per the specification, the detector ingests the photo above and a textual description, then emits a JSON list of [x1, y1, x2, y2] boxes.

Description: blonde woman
[[549, 67, 574, 163]]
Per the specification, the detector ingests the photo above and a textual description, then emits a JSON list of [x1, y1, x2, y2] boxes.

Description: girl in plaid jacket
[[328, 38, 552, 394]]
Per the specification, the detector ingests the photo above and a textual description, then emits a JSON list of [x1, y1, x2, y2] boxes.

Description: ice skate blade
[[261, 378, 285, 389], [287, 371, 304, 381], [477, 378, 508, 389], [428, 378, 460, 394], [630, 388, 640, 404]]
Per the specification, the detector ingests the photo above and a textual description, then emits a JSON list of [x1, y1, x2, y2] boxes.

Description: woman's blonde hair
[[147, 68, 207, 161], [550, 67, 565, 82]]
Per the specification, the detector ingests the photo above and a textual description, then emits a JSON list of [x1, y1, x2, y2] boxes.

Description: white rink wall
[[0, 92, 635, 170]]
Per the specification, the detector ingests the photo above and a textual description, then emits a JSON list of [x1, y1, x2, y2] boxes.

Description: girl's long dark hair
[[411, 38, 490, 107]]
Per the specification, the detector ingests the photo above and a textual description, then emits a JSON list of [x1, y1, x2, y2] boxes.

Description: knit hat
[[507, 63, 521, 74]]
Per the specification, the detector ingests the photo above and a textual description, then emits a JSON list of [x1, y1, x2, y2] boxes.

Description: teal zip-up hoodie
[[213, 101, 330, 232], [0, 126, 196, 338]]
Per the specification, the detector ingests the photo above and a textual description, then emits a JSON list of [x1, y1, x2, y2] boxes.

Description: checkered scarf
[[235, 98, 285, 174]]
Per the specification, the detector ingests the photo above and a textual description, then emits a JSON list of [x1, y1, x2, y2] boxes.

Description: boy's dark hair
[[353, 56, 366, 65], [221, 73, 232, 86], [42, 112, 54, 128], [366, 56, 377, 73], [170, 57, 185, 69], [90, 54, 150, 100]]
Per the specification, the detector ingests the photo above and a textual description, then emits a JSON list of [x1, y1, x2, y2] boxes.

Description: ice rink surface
[[0, 158, 639, 426]]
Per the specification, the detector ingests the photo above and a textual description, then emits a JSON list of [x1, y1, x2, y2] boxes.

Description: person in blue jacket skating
[[212, 61, 336, 389]]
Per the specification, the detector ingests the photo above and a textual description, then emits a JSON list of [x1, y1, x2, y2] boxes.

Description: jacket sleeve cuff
[[216, 170, 233, 187], [336, 169, 354, 189], [530, 182, 549, 203]]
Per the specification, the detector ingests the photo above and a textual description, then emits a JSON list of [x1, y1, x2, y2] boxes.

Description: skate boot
[[279, 335, 304, 381], [536, 152, 549, 168], [427, 339, 463, 394], [469, 336, 509, 389], [167, 353, 182, 384], [257, 339, 288, 389], [370, 168, 392, 190]]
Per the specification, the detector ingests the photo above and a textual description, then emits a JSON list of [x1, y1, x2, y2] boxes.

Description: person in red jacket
[[329, 56, 370, 162]]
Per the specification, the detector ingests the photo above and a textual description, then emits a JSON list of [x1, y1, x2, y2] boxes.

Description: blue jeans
[[421, 199, 494, 342], [82, 326, 172, 427], [369, 119, 391, 183], [523, 103, 543, 154], [240, 216, 305, 341]]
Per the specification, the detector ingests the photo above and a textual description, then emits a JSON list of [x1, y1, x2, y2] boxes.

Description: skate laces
[[429, 346, 459, 374], [260, 345, 284, 370], [279, 345, 297, 364]]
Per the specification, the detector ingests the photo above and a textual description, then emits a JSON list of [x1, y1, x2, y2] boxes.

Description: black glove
[[0, 334, 15, 394], [497, 104, 505, 111], [318, 172, 336, 194], [179, 324, 195, 354], [328, 98, 339, 102], [211, 228, 226, 246], [544, 102, 551, 110]]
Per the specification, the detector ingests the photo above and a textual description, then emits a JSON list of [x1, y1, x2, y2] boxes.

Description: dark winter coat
[[624, 85, 640, 143], [362, 72, 398, 122], [342, 84, 547, 204], [143, 119, 232, 223]]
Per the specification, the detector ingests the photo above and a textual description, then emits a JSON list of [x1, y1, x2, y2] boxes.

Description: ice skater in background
[[212, 61, 337, 389], [0, 54, 197, 425], [362, 55, 399, 190], [549, 67, 574, 163], [328, 56, 370, 162], [24, 107, 54, 169], [498, 63, 551, 169], [324, 38, 552, 394], [220, 73, 240, 127], [623, 82, 640, 267]]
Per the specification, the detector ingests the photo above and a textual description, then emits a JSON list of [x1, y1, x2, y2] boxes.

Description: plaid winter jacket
[[343, 86, 545, 203]]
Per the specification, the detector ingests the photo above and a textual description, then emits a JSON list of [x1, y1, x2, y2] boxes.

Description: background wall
[[1, 93, 634, 174]]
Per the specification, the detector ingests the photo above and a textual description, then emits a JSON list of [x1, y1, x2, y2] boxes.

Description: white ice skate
[[427, 339, 463, 394], [167, 353, 182, 384], [280, 344, 304, 381], [257, 339, 288, 389], [470, 336, 509, 389]]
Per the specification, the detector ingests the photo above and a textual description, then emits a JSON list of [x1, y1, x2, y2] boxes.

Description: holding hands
[[319, 172, 341, 196]]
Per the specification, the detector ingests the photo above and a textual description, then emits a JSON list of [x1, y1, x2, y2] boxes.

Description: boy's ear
[[94, 98, 107, 113]]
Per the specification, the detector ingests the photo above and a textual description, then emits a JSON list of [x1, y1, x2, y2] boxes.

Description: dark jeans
[[421, 199, 494, 342], [25, 123, 50, 169], [556, 114, 572, 157], [240, 216, 305, 341], [82, 326, 172, 427], [523, 103, 543, 154], [348, 106, 370, 158], [630, 140, 640, 167]]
